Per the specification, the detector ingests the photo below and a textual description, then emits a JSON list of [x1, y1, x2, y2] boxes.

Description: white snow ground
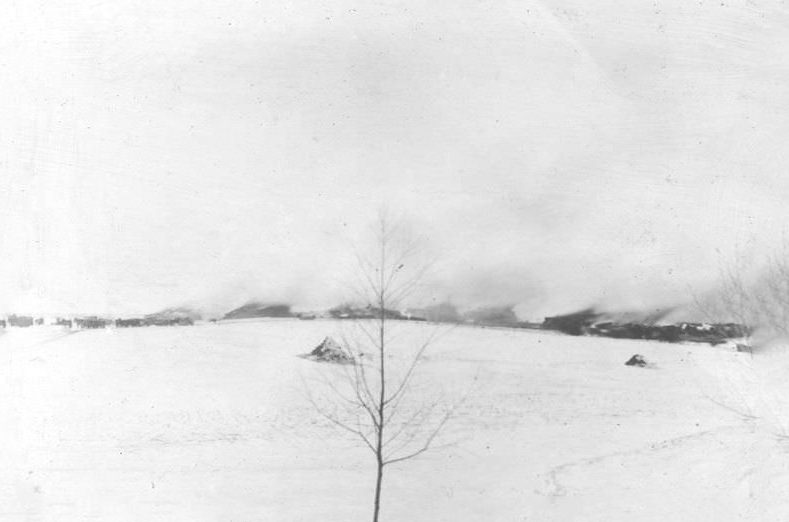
[[0, 320, 788, 521]]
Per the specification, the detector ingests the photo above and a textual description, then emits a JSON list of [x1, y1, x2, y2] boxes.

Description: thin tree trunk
[[373, 237, 387, 522], [373, 298, 386, 521], [372, 458, 384, 522]]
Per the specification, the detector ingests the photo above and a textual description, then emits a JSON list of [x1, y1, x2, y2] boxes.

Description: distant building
[[115, 318, 144, 327], [75, 317, 110, 329], [328, 304, 404, 320], [8, 315, 34, 327], [464, 306, 520, 327], [405, 302, 461, 323], [542, 309, 600, 335]]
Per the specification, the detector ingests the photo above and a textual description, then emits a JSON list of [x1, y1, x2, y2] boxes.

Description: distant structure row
[[0, 314, 195, 329], [0, 302, 750, 345]]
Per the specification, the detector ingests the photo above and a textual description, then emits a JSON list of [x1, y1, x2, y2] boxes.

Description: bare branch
[[308, 396, 377, 454], [341, 360, 380, 428], [339, 333, 379, 410], [383, 406, 454, 466], [383, 329, 441, 407], [383, 398, 441, 450], [301, 373, 376, 454]]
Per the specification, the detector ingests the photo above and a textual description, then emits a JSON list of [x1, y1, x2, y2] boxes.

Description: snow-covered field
[[1, 319, 788, 521]]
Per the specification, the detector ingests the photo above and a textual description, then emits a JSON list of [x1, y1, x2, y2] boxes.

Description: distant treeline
[[541, 309, 749, 345], [0, 302, 749, 343]]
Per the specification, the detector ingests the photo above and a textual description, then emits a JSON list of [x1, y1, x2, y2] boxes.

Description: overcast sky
[[1, 0, 788, 318]]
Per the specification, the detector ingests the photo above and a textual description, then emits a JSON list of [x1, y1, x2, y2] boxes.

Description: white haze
[[1, 1, 788, 319]]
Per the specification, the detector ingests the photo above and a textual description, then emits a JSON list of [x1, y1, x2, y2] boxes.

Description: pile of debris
[[303, 336, 354, 364], [624, 354, 652, 368]]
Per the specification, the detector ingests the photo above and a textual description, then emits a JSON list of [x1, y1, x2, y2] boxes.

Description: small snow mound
[[625, 354, 649, 367], [303, 336, 353, 364]]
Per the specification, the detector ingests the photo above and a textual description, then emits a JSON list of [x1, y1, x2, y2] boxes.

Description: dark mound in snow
[[303, 337, 353, 364], [625, 354, 649, 367]]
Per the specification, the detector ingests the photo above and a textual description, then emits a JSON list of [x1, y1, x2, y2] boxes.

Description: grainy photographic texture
[[2, 1, 789, 521]]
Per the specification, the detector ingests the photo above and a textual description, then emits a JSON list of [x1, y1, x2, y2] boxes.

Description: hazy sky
[[1, 0, 789, 318]]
